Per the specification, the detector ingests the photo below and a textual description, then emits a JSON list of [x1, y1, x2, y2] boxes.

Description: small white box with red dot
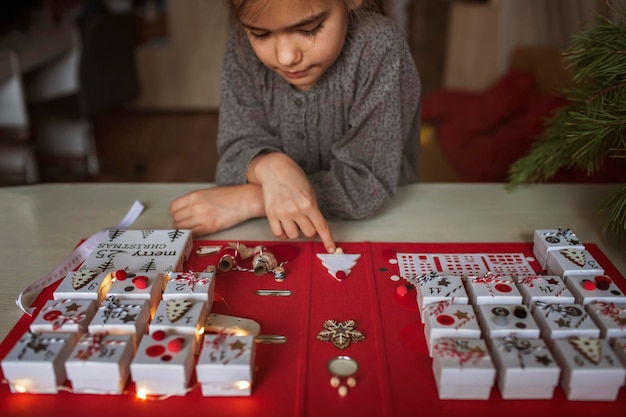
[[196, 334, 256, 396], [1, 331, 78, 394], [88, 296, 151, 348], [149, 298, 208, 353], [552, 336, 625, 401], [412, 273, 469, 320], [531, 301, 600, 343], [53, 269, 112, 302], [546, 248, 604, 279], [489, 336, 560, 399], [65, 333, 135, 394], [424, 303, 482, 356], [29, 299, 97, 334], [564, 274, 626, 305], [533, 228, 584, 269], [431, 337, 496, 400], [466, 273, 523, 305], [106, 271, 165, 317], [130, 332, 196, 397], [586, 301, 626, 340], [162, 270, 216, 306], [476, 304, 540, 339], [515, 274, 575, 306]]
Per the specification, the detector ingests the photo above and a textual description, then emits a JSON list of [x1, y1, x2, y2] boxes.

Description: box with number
[[412, 273, 468, 320], [476, 304, 540, 339], [586, 301, 626, 340], [53, 269, 112, 302], [88, 296, 151, 347], [533, 228, 584, 269], [149, 298, 208, 352], [162, 270, 216, 306], [106, 271, 165, 317], [515, 274, 575, 306], [196, 334, 256, 396], [552, 336, 625, 401], [489, 336, 560, 399], [65, 333, 135, 394], [466, 273, 523, 305], [565, 274, 626, 305], [1, 331, 78, 394], [130, 332, 196, 396], [29, 299, 97, 334], [431, 338, 496, 399], [82, 229, 193, 274], [531, 302, 600, 343], [424, 303, 481, 356], [546, 248, 604, 279]]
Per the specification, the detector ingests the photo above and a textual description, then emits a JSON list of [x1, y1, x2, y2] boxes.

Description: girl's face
[[239, 0, 362, 91]]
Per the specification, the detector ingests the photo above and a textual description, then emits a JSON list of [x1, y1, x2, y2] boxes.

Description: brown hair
[[229, 0, 387, 26]]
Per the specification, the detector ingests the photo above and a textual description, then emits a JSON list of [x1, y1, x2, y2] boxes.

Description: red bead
[[43, 310, 61, 321], [396, 284, 415, 296], [495, 283, 512, 293], [146, 345, 165, 357], [436, 315, 455, 326], [582, 280, 596, 291], [132, 276, 149, 289], [114, 270, 127, 281], [167, 337, 185, 353], [335, 270, 347, 281], [152, 330, 167, 341]]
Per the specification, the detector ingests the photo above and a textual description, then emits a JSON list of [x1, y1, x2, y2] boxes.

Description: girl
[[170, 0, 421, 253]]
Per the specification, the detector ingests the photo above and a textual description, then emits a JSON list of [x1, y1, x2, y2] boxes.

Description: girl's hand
[[248, 153, 336, 253], [170, 184, 264, 236]]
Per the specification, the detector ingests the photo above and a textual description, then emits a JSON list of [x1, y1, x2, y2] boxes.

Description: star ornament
[[317, 319, 365, 349]]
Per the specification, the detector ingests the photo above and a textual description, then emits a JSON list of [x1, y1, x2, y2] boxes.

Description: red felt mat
[[1, 241, 625, 417]]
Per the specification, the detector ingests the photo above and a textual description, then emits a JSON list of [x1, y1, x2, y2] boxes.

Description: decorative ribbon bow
[[433, 338, 485, 366], [173, 270, 210, 291]]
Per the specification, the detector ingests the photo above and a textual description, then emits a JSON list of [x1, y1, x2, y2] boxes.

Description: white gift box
[[30, 299, 97, 334], [546, 248, 604, 279], [565, 274, 626, 305], [476, 304, 540, 339], [531, 302, 600, 343], [552, 337, 626, 401], [196, 334, 256, 396], [515, 274, 575, 306], [413, 273, 468, 320], [1, 331, 78, 394], [533, 228, 584, 269], [431, 338, 496, 400], [424, 303, 481, 356], [82, 229, 193, 274], [106, 272, 165, 317], [586, 301, 626, 340], [88, 296, 151, 347], [150, 298, 208, 352], [130, 333, 196, 396], [466, 273, 523, 305], [53, 269, 112, 302], [163, 271, 216, 306], [489, 336, 560, 399], [65, 333, 135, 394]]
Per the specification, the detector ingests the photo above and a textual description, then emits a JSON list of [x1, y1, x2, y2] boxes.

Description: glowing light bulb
[[13, 384, 27, 393], [236, 380, 251, 391], [197, 327, 205, 336], [136, 388, 148, 400]]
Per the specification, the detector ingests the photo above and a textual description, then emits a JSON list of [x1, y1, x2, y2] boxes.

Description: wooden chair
[[0, 50, 38, 185]]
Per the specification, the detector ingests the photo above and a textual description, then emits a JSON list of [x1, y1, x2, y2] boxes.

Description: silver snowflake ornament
[[317, 319, 365, 349]]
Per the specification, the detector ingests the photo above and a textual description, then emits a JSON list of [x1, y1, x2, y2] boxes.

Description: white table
[[0, 182, 623, 340]]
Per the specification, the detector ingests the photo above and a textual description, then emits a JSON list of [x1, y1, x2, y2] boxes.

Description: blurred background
[[0, 0, 623, 186]]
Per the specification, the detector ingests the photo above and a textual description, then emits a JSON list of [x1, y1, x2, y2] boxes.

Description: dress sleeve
[[309, 34, 421, 220], [215, 32, 282, 185]]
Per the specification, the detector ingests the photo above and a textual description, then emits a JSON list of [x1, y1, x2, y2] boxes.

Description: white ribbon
[[15, 201, 145, 315]]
